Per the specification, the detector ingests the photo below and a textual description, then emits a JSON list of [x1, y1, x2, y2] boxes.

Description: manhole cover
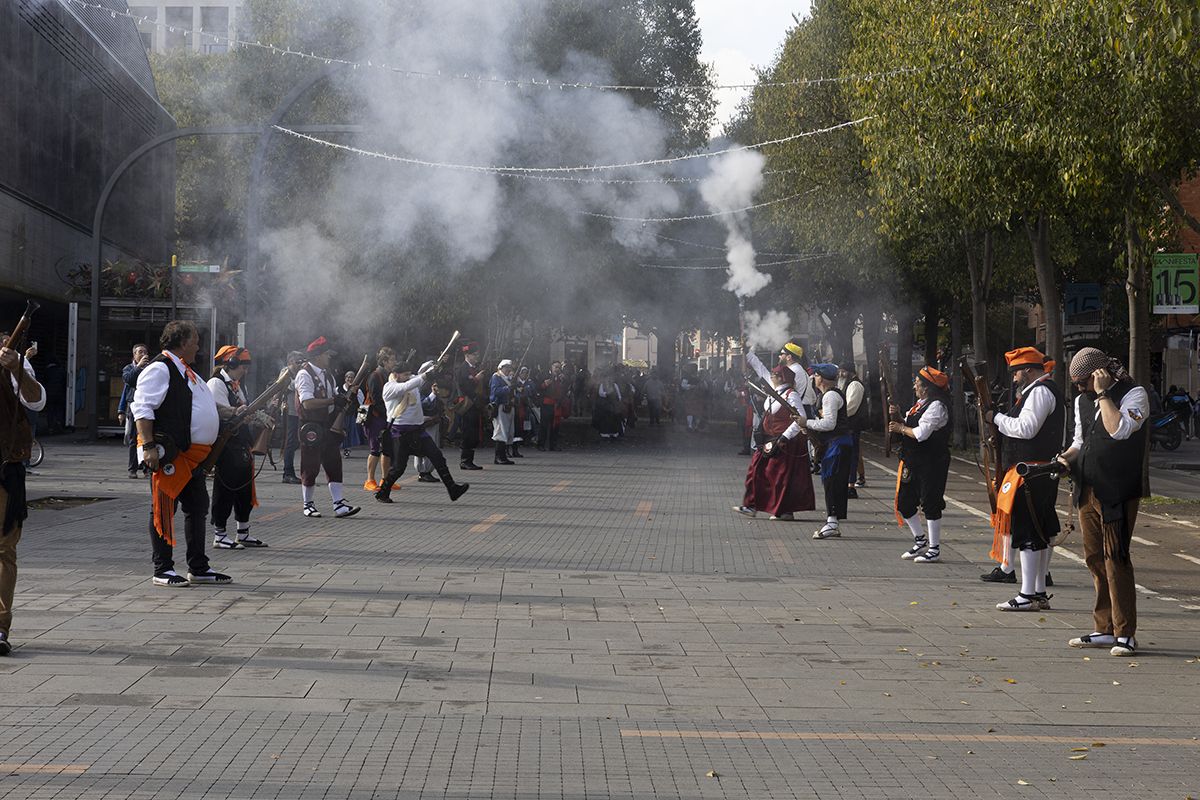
[[28, 496, 112, 511]]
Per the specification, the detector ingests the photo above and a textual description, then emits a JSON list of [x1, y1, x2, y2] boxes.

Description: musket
[[878, 344, 897, 457], [961, 357, 1001, 514], [328, 355, 371, 436], [199, 361, 305, 475], [0, 299, 39, 463], [1016, 460, 1064, 480], [434, 330, 462, 367], [745, 379, 803, 421]]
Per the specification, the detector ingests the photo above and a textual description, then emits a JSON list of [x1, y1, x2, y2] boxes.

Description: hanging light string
[[651, 233, 818, 258], [640, 254, 833, 270], [60, 0, 918, 94], [579, 192, 809, 223], [271, 118, 871, 175]]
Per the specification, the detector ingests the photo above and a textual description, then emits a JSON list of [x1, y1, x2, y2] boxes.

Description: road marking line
[[0, 764, 89, 775], [1140, 510, 1199, 529], [634, 501, 653, 520], [1055, 547, 1087, 567], [1174, 552, 1200, 567], [619, 730, 1200, 747], [1183, 604, 1200, 611], [766, 539, 795, 565], [1131, 535, 1158, 547], [551, 480, 570, 493], [1135, 583, 1159, 596], [469, 513, 506, 534]]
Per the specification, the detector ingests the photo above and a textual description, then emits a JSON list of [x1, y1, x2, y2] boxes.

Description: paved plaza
[[3, 426, 1200, 799]]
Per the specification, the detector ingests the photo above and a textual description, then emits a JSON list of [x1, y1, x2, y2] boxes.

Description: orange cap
[[215, 346, 251, 364], [1005, 346, 1053, 373], [918, 366, 950, 390]]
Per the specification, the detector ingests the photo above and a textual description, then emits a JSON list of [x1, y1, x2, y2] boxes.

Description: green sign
[[177, 264, 221, 274], [1151, 253, 1199, 314]]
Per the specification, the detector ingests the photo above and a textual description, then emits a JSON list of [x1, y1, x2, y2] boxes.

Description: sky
[[695, 0, 812, 137]]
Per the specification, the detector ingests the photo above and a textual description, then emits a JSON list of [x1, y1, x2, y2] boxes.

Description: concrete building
[[2, 0, 176, 430], [128, 1, 247, 54]]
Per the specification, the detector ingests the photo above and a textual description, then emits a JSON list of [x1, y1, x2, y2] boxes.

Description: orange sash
[[893, 460, 906, 527], [148, 443, 212, 546], [989, 465, 1026, 567]]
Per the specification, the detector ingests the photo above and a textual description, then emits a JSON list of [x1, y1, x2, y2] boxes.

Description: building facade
[[128, 1, 247, 54], [1, 0, 176, 430]]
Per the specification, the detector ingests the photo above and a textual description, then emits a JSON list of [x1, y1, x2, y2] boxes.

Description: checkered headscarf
[[1069, 347, 1131, 384]]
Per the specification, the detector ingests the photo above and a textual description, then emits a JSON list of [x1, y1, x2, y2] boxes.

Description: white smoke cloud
[[741, 308, 791, 351]]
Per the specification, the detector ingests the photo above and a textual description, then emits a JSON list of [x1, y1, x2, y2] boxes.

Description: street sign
[[1152, 253, 1199, 314], [1064, 282, 1102, 338], [177, 264, 221, 273]]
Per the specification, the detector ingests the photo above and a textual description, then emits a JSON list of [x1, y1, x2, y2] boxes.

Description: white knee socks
[[1034, 548, 1052, 594], [927, 518, 941, 548], [904, 515, 924, 541], [301, 485, 314, 504], [329, 482, 345, 504], [1019, 549, 1040, 596]]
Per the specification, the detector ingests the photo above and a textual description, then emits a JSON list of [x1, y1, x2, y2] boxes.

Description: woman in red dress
[[733, 355, 816, 521]]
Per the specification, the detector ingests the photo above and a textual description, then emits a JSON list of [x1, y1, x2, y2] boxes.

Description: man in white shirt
[[0, 339, 46, 655], [132, 321, 230, 588], [295, 337, 360, 519], [1058, 347, 1150, 657], [838, 363, 868, 496], [374, 358, 468, 504]]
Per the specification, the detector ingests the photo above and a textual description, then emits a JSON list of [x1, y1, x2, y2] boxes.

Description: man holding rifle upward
[[985, 347, 1064, 612]]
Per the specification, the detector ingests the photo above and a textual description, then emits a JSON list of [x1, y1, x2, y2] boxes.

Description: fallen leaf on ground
[[1070, 747, 1088, 752], [1112, 681, 1121, 686], [1005, 678, 1018, 684], [1069, 755, 1087, 761], [705, 770, 719, 778], [1017, 779, 1030, 786], [1091, 742, 1105, 747]]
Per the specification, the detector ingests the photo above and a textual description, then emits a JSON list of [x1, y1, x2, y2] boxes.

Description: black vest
[[1000, 377, 1065, 469], [149, 354, 193, 452], [899, 399, 950, 469], [814, 387, 850, 441], [843, 379, 869, 431], [1076, 382, 1149, 505], [218, 373, 254, 448], [298, 364, 336, 423]]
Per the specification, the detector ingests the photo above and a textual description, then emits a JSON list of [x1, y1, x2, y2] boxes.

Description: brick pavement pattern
[[2, 427, 1199, 798]]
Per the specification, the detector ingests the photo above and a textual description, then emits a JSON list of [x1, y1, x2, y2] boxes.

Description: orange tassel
[[893, 460, 905, 528]]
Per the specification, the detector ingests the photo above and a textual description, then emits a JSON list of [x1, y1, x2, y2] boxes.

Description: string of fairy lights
[[60, 0, 918, 94]]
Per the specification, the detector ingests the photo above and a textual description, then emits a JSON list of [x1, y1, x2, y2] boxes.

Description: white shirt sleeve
[[207, 377, 231, 408], [130, 361, 169, 421], [294, 369, 316, 404], [994, 384, 1055, 440], [844, 379, 865, 416], [745, 351, 771, 383], [1071, 395, 1084, 450], [806, 390, 844, 432], [780, 388, 806, 440], [911, 399, 949, 442], [1112, 385, 1150, 440], [11, 363, 45, 412]]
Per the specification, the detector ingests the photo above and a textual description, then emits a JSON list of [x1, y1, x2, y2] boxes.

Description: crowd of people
[[0, 322, 1158, 664], [732, 339, 1151, 658]]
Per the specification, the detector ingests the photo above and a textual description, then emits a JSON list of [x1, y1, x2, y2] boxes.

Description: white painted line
[[1134, 583, 1159, 596], [1182, 605, 1200, 611], [1055, 547, 1087, 567], [1131, 536, 1158, 547], [1174, 552, 1200, 567], [1142, 510, 1199, 529], [1157, 596, 1181, 602]]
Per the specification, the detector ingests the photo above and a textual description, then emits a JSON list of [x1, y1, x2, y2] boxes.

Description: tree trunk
[[861, 305, 882, 422], [895, 306, 915, 408], [1125, 207, 1151, 385], [922, 298, 940, 366], [950, 296, 967, 449], [1025, 213, 1062, 382], [963, 228, 994, 367]]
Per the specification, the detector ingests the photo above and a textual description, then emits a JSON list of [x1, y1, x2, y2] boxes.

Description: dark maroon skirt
[[743, 438, 816, 516]]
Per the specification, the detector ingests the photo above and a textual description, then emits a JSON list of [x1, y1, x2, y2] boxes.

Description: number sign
[[1152, 253, 1200, 315]]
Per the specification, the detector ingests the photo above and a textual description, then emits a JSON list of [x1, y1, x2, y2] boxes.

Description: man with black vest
[[889, 366, 952, 563], [798, 364, 854, 539], [838, 363, 867, 498], [1058, 347, 1149, 656], [455, 343, 486, 471], [132, 321, 231, 588], [987, 347, 1064, 612], [0, 339, 46, 654], [295, 337, 360, 519]]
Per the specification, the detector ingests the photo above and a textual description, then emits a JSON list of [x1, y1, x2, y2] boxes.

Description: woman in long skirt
[[733, 355, 815, 520]]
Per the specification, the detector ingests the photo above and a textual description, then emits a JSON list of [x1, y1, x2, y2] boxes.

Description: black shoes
[[0, 635, 11, 656], [460, 462, 483, 471], [374, 490, 394, 504], [186, 569, 232, 585], [1046, 572, 1054, 587], [980, 566, 1017, 584], [494, 458, 515, 465], [846, 487, 859, 499], [417, 472, 439, 483], [446, 482, 469, 502], [282, 474, 301, 484]]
